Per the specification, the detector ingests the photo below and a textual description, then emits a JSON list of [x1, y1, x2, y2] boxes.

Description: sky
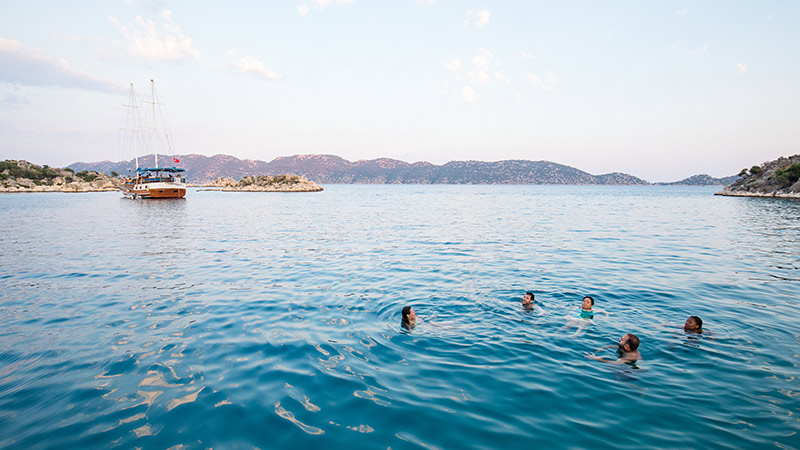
[[1, 1, 798, 182]]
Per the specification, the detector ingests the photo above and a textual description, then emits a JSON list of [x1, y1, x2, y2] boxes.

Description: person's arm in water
[[584, 353, 623, 364], [584, 343, 618, 363], [584, 351, 640, 364]]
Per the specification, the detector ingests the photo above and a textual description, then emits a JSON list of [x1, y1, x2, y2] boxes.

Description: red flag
[[173, 157, 180, 163]]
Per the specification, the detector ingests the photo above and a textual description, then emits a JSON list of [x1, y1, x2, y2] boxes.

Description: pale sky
[[1, 1, 798, 182]]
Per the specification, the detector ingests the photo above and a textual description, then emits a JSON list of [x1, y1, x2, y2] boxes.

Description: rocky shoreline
[[207, 174, 323, 192], [715, 154, 800, 199], [0, 160, 120, 193], [1, 160, 324, 194]]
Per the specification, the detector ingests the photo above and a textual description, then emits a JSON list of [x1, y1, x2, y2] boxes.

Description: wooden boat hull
[[122, 181, 186, 199]]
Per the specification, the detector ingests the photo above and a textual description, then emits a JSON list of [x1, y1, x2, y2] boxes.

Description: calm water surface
[[0, 185, 798, 449]]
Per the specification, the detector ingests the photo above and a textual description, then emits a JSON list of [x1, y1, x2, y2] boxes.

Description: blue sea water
[[0, 185, 798, 449]]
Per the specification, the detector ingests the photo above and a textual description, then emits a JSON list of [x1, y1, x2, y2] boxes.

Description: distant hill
[[68, 154, 650, 185], [657, 174, 739, 186], [717, 154, 800, 198]]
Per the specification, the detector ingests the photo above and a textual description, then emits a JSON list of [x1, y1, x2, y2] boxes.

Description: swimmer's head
[[522, 292, 535, 306], [619, 333, 640, 352], [581, 296, 594, 310], [684, 316, 703, 333], [401, 306, 416, 326]]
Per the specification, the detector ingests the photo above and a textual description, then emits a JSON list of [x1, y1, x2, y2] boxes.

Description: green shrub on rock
[[775, 164, 800, 187], [75, 170, 98, 182]]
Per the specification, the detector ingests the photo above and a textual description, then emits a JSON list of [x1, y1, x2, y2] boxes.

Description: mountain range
[[67, 154, 735, 186]]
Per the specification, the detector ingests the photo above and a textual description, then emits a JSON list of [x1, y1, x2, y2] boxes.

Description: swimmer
[[585, 334, 641, 364], [401, 306, 416, 330], [561, 295, 607, 336], [662, 315, 712, 337], [577, 296, 607, 319], [522, 292, 536, 310], [684, 316, 703, 334]]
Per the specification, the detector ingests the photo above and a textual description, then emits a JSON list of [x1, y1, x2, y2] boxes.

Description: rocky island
[[207, 174, 323, 192], [716, 154, 800, 198], [0, 160, 119, 193]]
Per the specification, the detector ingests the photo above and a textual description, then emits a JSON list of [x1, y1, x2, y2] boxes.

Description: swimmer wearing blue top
[[562, 295, 607, 336], [578, 296, 606, 319]]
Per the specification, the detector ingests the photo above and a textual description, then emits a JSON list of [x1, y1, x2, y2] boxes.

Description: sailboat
[[120, 79, 187, 199]]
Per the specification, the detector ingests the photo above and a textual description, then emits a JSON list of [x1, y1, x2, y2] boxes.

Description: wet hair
[[622, 334, 640, 351], [685, 316, 703, 330], [524, 292, 535, 301], [401, 306, 413, 323], [583, 296, 594, 306]]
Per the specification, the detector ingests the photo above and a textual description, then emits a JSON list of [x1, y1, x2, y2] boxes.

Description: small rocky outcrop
[[0, 160, 120, 193], [207, 174, 323, 192], [658, 174, 739, 186], [716, 154, 800, 198]]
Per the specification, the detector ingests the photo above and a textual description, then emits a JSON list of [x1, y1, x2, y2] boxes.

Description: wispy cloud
[[444, 58, 461, 72], [109, 9, 200, 61], [676, 8, 688, 15], [737, 63, 747, 73], [466, 48, 494, 85], [0, 37, 123, 93], [312, 0, 354, 11], [465, 10, 491, 29], [231, 56, 281, 80], [691, 44, 710, 54], [445, 48, 514, 102], [470, 48, 493, 73], [298, 4, 310, 16], [526, 70, 557, 91], [462, 86, 475, 103], [0, 91, 30, 106], [494, 71, 509, 84], [521, 51, 535, 61]]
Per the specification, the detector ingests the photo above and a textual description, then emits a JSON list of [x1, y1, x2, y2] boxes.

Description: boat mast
[[151, 79, 158, 168], [123, 83, 140, 171], [132, 83, 138, 171]]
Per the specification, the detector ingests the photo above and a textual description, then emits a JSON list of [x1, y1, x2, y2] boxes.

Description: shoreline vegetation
[[206, 175, 323, 192], [4, 156, 799, 196], [715, 154, 800, 199], [0, 160, 118, 193], [0, 160, 323, 193]]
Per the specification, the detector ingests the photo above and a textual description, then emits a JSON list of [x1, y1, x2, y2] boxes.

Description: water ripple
[[0, 187, 798, 448]]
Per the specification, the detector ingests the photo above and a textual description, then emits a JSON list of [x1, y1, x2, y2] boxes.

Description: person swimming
[[684, 316, 703, 333], [522, 292, 536, 310], [561, 295, 607, 336], [585, 333, 641, 364], [578, 296, 595, 319], [401, 306, 416, 330]]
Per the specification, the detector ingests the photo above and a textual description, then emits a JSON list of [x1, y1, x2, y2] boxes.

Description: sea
[[0, 185, 798, 449]]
